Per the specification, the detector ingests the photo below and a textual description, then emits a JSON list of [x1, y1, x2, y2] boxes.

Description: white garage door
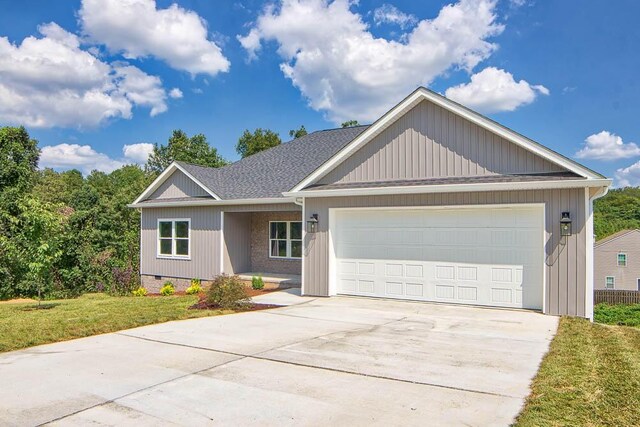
[[332, 206, 543, 310]]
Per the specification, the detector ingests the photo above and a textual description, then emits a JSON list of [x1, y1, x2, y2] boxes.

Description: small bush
[[251, 275, 264, 290], [160, 282, 175, 296], [206, 274, 250, 310], [186, 279, 203, 295], [132, 287, 147, 297]]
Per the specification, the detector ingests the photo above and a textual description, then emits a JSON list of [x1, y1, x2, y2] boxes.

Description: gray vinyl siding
[[141, 203, 300, 279], [141, 206, 221, 280], [303, 188, 587, 317], [223, 212, 252, 274], [595, 232, 640, 290], [318, 100, 565, 185], [148, 170, 210, 199]]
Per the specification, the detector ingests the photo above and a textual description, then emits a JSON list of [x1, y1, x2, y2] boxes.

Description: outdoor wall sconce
[[560, 211, 572, 237], [307, 214, 318, 233]]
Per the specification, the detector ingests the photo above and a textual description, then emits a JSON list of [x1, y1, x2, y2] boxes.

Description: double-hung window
[[617, 253, 627, 267], [158, 219, 190, 258], [269, 221, 302, 259], [605, 276, 615, 289]]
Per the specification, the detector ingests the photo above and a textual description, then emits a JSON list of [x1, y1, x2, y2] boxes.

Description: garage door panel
[[334, 207, 543, 310]]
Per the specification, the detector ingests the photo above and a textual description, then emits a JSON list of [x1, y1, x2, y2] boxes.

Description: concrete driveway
[[0, 291, 558, 426]]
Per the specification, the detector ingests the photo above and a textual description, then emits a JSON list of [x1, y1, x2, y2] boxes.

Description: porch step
[[237, 272, 301, 289]]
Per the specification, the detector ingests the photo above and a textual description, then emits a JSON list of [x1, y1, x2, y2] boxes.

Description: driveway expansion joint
[[115, 318, 518, 400]]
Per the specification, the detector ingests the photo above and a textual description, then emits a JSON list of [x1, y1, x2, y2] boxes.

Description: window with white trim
[[269, 221, 302, 259], [617, 253, 627, 267], [158, 219, 190, 258], [605, 276, 615, 289]]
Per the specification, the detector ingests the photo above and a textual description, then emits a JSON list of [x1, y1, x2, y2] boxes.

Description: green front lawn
[[0, 293, 225, 352], [594, 303, 640, 327], [515, 315, 640, 426]]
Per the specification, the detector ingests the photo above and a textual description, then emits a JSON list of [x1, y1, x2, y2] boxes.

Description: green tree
[[0, 126, 39, 194], [341, 120, 359, 128], [289, 125, 308, 139], [236, 128, 282, 158], [146, 130, 226, 174], [12, 197, 65, 302]]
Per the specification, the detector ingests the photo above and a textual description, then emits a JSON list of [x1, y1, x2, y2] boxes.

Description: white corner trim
[[132, 162, 221, 205], [283, 178, 612, 198], [289, 88, 603, 193]]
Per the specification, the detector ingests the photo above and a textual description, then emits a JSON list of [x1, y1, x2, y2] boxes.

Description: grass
[[0, 293, 226, 352], [594, 303, 640, 327], [515, 316, 640, 426]]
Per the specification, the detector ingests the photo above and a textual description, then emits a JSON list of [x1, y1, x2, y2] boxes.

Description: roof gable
[[290, 87, 604, 192], [148, 168, 211, 200], [132, 162, 220, 205], [317, 99, 568, 186]]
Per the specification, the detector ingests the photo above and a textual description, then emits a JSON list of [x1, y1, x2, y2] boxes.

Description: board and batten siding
[[318, 100, 565, 185], [595, 231, 640, 290], [303, 188, 587, 317], [148, 170, 210, 199], [141, 206, 221, 280], [222, 212, 252, 274]]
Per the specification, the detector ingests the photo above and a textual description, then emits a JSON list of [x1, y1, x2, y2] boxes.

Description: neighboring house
[[595, 229, 640, 291], [130, 88, 611, 319]]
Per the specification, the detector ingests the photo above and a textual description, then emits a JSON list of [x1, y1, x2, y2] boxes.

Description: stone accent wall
[[140, 275, 213, 293], [251, 211, 302, 275]]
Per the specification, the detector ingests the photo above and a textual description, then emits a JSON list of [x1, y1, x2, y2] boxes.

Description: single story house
[[130, 87, 611, 319], [595, 229, 640, 290]]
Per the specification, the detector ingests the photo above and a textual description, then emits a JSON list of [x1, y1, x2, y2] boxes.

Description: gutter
[[128, 197, 296, 209], [283, 178, 613, 198]]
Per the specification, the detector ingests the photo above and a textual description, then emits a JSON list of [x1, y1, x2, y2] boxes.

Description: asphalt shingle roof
[[176, 125, 368, 200]]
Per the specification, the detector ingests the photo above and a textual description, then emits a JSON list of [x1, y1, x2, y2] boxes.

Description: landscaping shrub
[[160, 282, 175, 296], [131, 287, 147, 297], [185, 279, 203, 295], [251, 275, 264, 290], [109, 265, 139, 296], [206, 274, 250, 310]]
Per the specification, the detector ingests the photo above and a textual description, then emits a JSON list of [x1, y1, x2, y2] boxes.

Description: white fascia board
[[128, 197, 295, 209], [289, 88, 603, 193], [132, 162, 220, 205], [283, 179, 612, 198]]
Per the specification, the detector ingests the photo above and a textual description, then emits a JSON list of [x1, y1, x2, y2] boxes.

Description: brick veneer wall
[[250, 211, 302, 275]]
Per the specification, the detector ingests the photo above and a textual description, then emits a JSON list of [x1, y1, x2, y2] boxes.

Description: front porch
[[222, 209, 302, 288]]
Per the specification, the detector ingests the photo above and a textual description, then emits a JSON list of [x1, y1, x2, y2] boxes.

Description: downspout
[[586, 185, 610, 321]]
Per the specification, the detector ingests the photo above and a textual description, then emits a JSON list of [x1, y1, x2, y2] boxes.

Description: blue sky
[[0, 0, 638, 185]]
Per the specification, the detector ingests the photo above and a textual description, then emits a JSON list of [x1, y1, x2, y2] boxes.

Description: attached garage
[[330, 206, 544, 310]]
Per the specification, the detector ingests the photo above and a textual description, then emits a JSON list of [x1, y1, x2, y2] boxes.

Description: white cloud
[[615, 161, 640, 187], [169, 88, 183, 99], [40, 143, 125, 174], [123, 142, 154, 163], [444, 67, 549, 113], [373, 4, 417, 29], [0, 23, 168, 128], [40, 141, 154, 174], [575, 131, 640, 161], [79, 0, 230, 76], [112, 63, 167, 116], [238, 0, 504, 123]]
